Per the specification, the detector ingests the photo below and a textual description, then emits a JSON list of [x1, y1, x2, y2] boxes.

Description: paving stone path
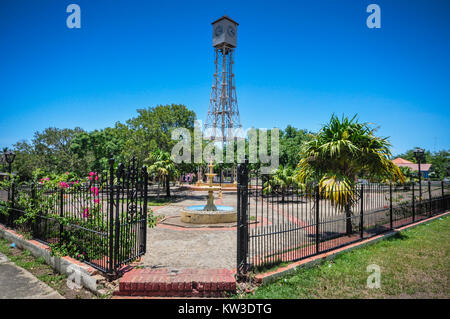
[[142, 191, 237, 270]]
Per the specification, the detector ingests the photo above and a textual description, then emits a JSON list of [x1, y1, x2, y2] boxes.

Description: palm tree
[[263, 166, 303, 202], [146, 150, 177, 198], [297, 114, 404, 234]]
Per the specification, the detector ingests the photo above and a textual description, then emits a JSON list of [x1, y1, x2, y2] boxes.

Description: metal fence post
[[412, 182, 415, 222], [31, 182, 36, 237], [236, 159, 249, 278], [108, 158, 115, 273], [360, 184, 364, 239], [442, 181, 445, 213], [141, 166, 149, 254], [114, 163, 124, 270], [8, 181, 15, 227], [315, 185, 320, 254], [59, 188, 64, 243], [428, 180, 432, 216], [389, 184, 393, 229]]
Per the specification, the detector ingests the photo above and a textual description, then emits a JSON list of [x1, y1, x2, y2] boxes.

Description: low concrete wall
[[0, 224, 105, 295]]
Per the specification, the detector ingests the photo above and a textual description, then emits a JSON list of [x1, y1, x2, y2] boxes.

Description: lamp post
[[414, 148, 424, 201], [4, 150, 16, 175]]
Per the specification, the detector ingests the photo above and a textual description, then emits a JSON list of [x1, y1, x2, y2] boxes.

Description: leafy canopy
[[297, 114, 404, 204]]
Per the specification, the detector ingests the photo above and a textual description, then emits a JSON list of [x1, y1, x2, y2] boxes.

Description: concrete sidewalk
[[0, 252, 63, 299]]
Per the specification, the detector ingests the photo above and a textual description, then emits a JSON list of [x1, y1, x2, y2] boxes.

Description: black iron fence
[[0, 157, 148, 275], [236, 161, 450, 276]]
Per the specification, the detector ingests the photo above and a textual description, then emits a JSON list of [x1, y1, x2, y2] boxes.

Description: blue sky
[[0, 0, 449, 155]]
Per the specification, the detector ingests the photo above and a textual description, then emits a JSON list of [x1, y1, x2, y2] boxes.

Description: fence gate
[[110, 157, 149, 273]]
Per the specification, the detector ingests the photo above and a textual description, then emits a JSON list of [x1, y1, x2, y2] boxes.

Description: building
[[392, 157, 432, 178]]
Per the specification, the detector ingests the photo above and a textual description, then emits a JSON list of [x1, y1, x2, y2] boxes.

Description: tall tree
[[70, 125, 128, 174], [297, 114, 404, 234], [279, 125, 313, 169], [127, 104, 196, 163]]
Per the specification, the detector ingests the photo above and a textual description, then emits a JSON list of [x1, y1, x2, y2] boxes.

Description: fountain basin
[[181, 205, 237, 224]]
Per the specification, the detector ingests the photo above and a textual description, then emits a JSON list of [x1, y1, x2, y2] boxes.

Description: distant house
[[392, 158, 432, 178]]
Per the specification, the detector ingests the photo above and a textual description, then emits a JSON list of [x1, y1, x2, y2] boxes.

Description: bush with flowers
[[1, 169, 146, 266], [2, 170, 114, 261]]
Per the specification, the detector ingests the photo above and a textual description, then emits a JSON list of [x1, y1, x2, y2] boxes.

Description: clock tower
[[205, 15, 241, 142], [212, 15, 238, 48]]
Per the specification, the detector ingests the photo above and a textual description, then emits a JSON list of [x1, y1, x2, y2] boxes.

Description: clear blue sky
[[1, 0, 449, 155]]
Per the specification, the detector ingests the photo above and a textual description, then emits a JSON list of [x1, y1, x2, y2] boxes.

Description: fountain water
[[181, 160, 236, 224]]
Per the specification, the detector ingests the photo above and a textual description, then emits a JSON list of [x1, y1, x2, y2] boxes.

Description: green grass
[[240, 215, 450, 299], [147, 198, 172, 206], [119, 197, 172, 206]]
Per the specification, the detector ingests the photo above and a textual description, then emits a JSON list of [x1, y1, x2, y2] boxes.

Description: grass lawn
[[240, 215, 450, 299]]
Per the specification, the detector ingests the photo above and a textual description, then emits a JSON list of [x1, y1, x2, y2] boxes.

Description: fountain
[[181, 160, 236, 224]]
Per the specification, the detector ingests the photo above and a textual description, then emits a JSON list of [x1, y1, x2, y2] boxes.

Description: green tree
[[70, 125, 128, 174], [146, 150, 178, 198], [127, 104, 196, 163], [279, 125, 313, 169], [297, 114, 404, 234], [263, 166, 302, 202], [429, 150, 450, 179], [11, 127, 85, 180]]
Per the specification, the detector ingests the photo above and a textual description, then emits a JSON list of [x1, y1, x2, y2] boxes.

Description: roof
[[392, 158, 414, 165], [393, 158, 432, 171], [211, 15, 239, 26]]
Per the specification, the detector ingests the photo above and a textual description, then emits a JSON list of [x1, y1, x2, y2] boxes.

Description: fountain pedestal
[[181, 161, 236, 224]]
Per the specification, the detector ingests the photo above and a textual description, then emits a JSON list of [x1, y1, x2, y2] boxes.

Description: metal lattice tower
[[205, 16, 241, 142]]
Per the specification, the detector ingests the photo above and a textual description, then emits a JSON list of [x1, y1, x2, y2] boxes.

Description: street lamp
[[3, 150, 16, 175], [414, 148, 424, 200]]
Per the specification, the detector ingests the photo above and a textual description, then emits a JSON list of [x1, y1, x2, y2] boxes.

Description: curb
[[0, 224, 107, 295], [254, 211, 450, 285]]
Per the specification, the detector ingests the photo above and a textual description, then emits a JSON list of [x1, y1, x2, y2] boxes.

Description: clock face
[[214, 25, 224, 37], [227, 26, 236, 37]]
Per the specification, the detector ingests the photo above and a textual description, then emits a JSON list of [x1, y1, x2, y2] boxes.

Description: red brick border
[[114, 268, 236, 297]]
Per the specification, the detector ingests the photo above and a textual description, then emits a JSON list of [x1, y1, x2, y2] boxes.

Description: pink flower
[[65, 172, 69, 175], [90, 187, 99, 196], [94, 198, 99, 203], [59, 182, 69, 189], [83, 208, 90, 218]]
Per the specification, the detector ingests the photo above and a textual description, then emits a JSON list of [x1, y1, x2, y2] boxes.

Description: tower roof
[[211, 15, 239, 26]]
